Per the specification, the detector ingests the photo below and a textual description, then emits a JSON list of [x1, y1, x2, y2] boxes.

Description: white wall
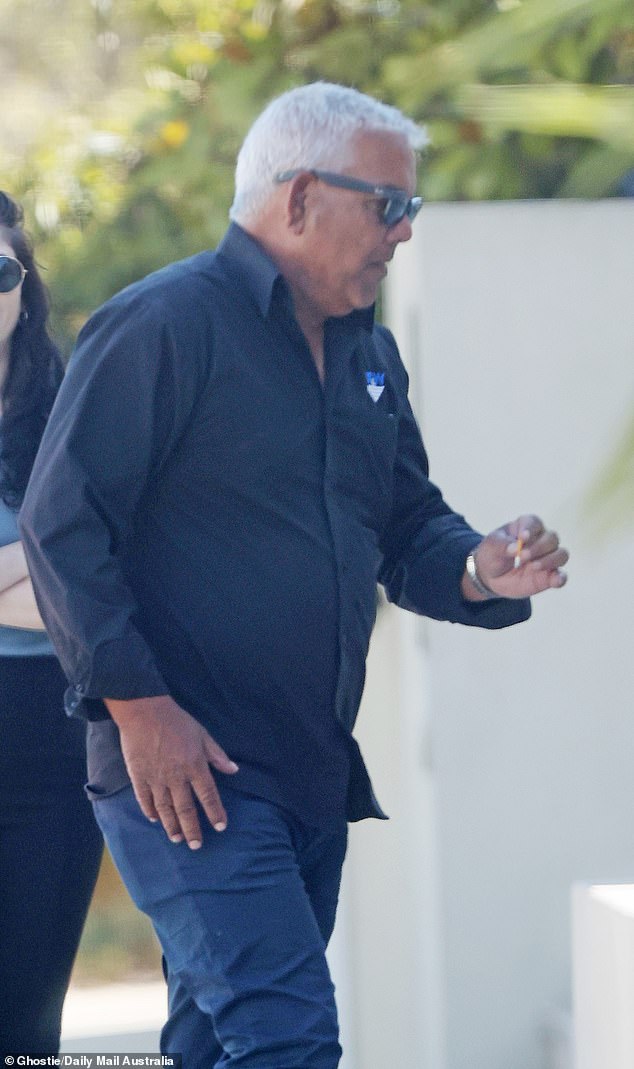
[[333, 201, 634, 1069], [573, 883, 634, 1069]]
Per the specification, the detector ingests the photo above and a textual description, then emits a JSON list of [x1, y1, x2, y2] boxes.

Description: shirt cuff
[[65, 631, 169, 720]]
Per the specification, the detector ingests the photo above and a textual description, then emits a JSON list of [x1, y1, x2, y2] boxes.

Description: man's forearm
[[104, 694, 172, 726]]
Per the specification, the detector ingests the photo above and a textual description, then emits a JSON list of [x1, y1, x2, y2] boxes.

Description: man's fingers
[[526, 530, 559, 558], [131, 779, 160, 824], [203, 734, 239, 775], [165, 783, 204, 848], [154, 807, 185, 843], [154, 774, 228, 849], [133, 771, 229, 849], [512, 514, 542, 541], [507, 528, 565, 568], [191, 770, 229, 835], [529, 547, 569, 573]]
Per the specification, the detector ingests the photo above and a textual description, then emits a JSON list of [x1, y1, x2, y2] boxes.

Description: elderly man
[[21, 83, 567, 1068]]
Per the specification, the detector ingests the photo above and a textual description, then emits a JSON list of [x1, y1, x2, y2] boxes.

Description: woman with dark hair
[[0, 192, 103, 1055]]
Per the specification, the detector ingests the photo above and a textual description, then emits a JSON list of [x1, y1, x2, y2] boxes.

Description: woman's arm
[[0, 540, 30, 592], [0, 575, 46, 630], [0, 541, 46, 629]]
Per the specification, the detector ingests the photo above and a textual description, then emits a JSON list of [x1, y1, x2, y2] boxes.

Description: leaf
[[456, 83, 634, 150], [559, 143, 634, 195], [384, 0, 632, 101]]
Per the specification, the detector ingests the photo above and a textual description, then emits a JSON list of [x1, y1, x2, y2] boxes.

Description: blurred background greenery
[[2, 0, 633, 983], [3, 0, 634, 349], [71, 851, 162, 985]]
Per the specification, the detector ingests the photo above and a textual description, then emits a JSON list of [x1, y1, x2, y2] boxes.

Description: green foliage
[[72, 851, 161, 984], [3, 0, 634, 345]]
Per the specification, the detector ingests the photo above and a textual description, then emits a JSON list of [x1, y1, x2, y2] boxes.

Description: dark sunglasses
[[0, 255, 27, 294], [275, 169, 423, 228]]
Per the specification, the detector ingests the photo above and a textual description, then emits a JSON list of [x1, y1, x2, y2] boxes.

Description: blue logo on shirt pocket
[[366, 371, 385, 402]]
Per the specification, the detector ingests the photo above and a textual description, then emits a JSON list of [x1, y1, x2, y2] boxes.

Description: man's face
[[297, 130, 417, 321]]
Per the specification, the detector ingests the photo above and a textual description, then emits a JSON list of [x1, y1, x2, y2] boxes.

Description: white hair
[[229, 81, 428, 224]]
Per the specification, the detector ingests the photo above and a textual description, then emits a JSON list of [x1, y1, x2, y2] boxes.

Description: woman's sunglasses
[[0, 255, 27, 294]]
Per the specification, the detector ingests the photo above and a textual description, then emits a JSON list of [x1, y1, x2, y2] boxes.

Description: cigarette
[[514, 536, 524, 570]]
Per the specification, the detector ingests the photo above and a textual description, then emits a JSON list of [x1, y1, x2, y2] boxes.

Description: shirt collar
[[216, 222, 375, 333]]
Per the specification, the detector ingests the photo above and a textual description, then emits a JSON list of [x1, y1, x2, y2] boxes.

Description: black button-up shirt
[[20, 223, 530, 826]]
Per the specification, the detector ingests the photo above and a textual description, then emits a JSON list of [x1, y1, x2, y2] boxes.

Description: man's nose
[[386, 214, 414, 244]]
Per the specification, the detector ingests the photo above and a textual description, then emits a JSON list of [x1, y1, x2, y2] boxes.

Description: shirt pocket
[[329, 399, 399, 534]]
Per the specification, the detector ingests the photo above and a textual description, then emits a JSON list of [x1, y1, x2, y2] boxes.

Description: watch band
[[465, 551, 499, 599]]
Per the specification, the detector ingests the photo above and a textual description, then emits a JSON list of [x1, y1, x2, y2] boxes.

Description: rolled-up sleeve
[[19, 289, 205, 716]]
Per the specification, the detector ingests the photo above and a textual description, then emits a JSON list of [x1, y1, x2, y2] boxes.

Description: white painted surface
[[573, 884, 634, 1069], [330, 200, 634, 1069], [60, 980, 164, 1052]]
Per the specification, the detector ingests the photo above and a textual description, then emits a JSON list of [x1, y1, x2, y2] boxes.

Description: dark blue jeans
[[94, 784, 348, 1068]]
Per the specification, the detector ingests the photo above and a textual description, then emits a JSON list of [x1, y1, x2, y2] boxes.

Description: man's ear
[[286, 172, 314, 233]]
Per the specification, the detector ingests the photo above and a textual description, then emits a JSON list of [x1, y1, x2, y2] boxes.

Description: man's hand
[[462, 514, 569, 601], [105, 694, 239, 850]]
